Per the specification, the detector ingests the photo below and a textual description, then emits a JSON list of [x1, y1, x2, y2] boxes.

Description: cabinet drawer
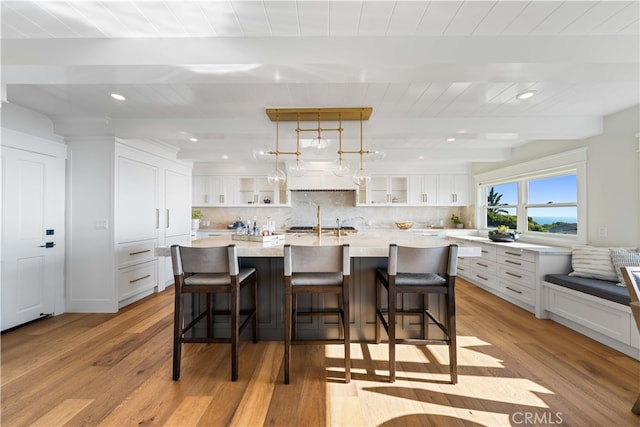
[[119, 261, 157, 301], [472, 259, 496, 275], [498, 279, 535, 305], [468, 270, 496, 290], [478, 244, 497, 261], [497, 254, 535, 273], [497, 247, 535, 263], [117, 240, 157, 269], [497, 264, 535, 289]]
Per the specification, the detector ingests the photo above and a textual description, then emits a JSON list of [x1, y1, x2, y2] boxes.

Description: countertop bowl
[[395, 221, 413, 230], [488, 233, 519, 242]]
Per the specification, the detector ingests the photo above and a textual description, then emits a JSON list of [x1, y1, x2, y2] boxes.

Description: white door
[[2, 147, 63, 330]]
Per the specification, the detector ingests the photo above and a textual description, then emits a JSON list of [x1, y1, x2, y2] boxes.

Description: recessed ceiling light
[[189, 137, 198, 142], [110, 93, 126, 101], [418, 155, 424, 160], [447, 137, 456, 142], [516, 90, 537, 100], [221, 154, 229, 160]]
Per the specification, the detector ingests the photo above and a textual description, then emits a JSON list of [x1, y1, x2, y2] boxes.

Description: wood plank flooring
[[2, 279, 639, 426]]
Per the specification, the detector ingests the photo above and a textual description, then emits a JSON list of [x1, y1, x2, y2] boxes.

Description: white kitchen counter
[[158, 231, 481, 258]]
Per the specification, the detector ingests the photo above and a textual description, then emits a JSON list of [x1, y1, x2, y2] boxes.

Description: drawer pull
[[505, 286, 522, 294], [504, 251, 522, 257], [129, 274, 151, 284], [505, 259, 522, 266], [129, 249, 151, 256], [476, 274, 488, 281], [476, 262, 489, 268], [481, 250, 489, 254], [506, 271, 523, 279]]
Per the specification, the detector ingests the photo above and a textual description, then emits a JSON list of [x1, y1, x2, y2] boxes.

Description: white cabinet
[[67, 138, 192, 312], [449, 236, 571, 315], [238, 175, 288, 206], [409, 175, 439, 205], [357, 175, 408, 206], [437, 174, 469, 206], [192, 175, 235, 206]]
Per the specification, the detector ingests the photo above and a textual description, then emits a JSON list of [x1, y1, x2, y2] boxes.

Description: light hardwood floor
[[2, 279, 639, 426]]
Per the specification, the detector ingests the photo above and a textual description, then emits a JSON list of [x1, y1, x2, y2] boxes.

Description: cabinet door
[[238, 176, 258, 205], [389, 176, 408, 204], [192, 175, 209, 206], [164, 168, 191, 237], [421, 175, 439, 205], [210, 175, 235, 205], [369, 176, 389, 204], [117, 157, 158, 242], [438, 174, 468, 206]]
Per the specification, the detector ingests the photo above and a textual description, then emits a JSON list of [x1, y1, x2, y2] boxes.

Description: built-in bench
[[542, 273, 639, 359]]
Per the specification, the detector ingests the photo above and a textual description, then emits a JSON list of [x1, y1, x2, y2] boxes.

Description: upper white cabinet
[[437, 174, 469, 206], [193, 174, 289, 207], [192, 175, 236, 206], [357, 175, 408, 206], [409, 175, 439, 206], [117, 157, 159, 243]]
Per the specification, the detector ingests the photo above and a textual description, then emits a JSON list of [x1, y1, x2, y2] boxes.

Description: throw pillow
[[610, 248, 640, 287], [569, 245, 619, 282]]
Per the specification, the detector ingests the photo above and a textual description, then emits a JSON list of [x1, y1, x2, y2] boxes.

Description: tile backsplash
[[195, 190, 475, 230]]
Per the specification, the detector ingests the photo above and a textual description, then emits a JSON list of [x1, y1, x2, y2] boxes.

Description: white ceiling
[[2, 0, 639, 167]]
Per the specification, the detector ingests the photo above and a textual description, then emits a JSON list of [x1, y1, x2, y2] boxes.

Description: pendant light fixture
[[261, 107, 381, 186]]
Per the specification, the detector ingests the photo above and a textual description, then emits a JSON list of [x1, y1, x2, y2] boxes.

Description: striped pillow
[[610, 249, 640, 287], [569, 245, 619, 282]]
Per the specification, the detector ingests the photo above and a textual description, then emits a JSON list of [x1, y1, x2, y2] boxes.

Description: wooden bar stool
[[376, 243, 458, 383], [170, 244, 257, 381], [283, 244, 351, 384]]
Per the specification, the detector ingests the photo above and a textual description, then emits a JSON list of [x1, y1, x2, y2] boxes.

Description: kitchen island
[[161, 231, 480, 341]]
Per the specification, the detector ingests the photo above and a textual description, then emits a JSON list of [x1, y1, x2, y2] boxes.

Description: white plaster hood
[[287, 162, 357, 191]]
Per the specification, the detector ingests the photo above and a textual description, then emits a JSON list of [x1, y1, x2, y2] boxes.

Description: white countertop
[[160, 231, 482, 258], [448, 235, 572, 255]]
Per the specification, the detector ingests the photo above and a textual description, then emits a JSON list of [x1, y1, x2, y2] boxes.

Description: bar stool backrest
[[171, 245, 239, 276], [388, 244, 458, 276], [284, 245, 350, 276]]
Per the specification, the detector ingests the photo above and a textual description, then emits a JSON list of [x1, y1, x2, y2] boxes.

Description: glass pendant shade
[[289, 159, 306, 177], [366, 147, 386, 161], [267, 168, 287, 185], [305, 136, 331, 155], [331, 159, 350, 177], [253, 146, 273, 162], [352, 168, 371, 186]]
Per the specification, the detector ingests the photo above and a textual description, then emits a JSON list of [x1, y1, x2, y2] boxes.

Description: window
[[476, 148, 586, 243], [526, 174, 577, 234], [483, 171, 579, 237]]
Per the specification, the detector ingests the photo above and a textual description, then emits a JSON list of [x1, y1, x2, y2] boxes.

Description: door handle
[[39, 242, 56, 248]]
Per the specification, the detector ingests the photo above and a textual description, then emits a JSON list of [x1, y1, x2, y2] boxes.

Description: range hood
[[287, 162, 357, 191]]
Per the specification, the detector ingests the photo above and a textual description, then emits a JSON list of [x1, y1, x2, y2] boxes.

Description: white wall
[[472, 105, 640, 247]]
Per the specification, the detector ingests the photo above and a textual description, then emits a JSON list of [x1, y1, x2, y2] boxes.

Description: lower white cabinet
[[450, 236, 571, 315], [118, 260, 157, 303]]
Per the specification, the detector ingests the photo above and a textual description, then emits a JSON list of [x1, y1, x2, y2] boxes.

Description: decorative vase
[[192, 219, 201, 230], [456, 223, 463, 229]]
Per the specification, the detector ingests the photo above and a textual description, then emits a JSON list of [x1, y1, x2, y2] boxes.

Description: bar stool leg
[[447, 288, 457, 384], [252, 273, 258, 343], [284, 280, 292, 385], [375, 276, 382, 344], [388, 282, 397, 383], [172, 277, 183, 381], [230, 284, 239, 381], [343, 277, 351, 383]]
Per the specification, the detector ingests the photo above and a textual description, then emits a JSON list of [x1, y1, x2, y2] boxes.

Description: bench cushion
[[545, 274, 630, 305]]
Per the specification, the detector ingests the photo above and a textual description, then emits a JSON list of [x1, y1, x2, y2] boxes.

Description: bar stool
[[375, 243, 458, 383], [283, 244, 351, 384], [170, 244, 257, 381]]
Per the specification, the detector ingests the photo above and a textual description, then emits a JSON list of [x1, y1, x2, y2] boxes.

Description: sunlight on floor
[[324, 337, 555, 426]]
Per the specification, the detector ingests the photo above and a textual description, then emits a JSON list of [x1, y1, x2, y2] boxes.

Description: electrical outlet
[[598, 227, 608, 237]]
